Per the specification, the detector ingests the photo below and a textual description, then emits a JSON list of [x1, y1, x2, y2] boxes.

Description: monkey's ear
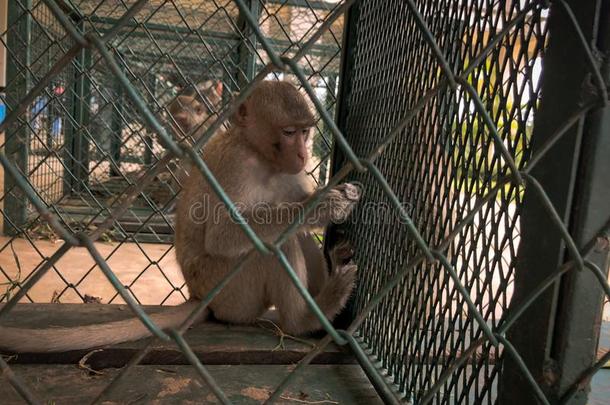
[[233, 101, 250, 127]]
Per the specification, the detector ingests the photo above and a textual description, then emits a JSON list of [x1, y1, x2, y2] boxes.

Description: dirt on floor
[[0, 236, 186, 305]]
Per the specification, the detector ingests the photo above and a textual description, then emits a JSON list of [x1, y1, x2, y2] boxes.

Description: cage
[[0, 0, 609, 404]]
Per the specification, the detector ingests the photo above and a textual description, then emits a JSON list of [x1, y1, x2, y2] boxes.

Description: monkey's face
[[169, 96, 208, 134], [272, 126, 311, 174], [234, 81, 316, 174], [169, 81, 223, 135]]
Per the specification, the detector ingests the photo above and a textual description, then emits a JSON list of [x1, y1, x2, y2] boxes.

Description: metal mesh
[[0, 0, 608, 404], [0, 0, 343, 305], [341, 1, 546, 402], [27, 3, 75, 204]]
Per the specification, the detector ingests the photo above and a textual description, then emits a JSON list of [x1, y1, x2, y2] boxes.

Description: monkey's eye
[[282, 127, 297, 136]]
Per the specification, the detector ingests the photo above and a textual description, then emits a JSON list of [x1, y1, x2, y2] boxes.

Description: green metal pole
[[552, 1, 610, 402], [236, 0, 261, 87], [64, 19, 91, 195], [143, 73, 156, 167], [499, 1, 608, 403], [4, 0, 32, 236], [109, 59, 124, 178]]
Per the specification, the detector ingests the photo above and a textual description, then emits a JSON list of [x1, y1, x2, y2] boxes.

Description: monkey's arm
[[204, 203, 311, 256], [204, 183, 360, 257]]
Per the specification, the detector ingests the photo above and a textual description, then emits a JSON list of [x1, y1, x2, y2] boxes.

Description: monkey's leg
[[270, 237, 356, 336], [184, 256, 269, 325]]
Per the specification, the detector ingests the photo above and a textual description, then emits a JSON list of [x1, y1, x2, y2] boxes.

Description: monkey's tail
[[0, 300, 207, 353]]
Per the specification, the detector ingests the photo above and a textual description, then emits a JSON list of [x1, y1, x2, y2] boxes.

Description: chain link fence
[[0, 0, 342, 305], [0, 0, 609, 404]]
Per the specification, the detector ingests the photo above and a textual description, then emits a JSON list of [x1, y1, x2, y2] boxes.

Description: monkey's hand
[[308, 182, 361, 229]]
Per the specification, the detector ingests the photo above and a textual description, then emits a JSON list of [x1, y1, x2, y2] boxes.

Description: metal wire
[[0, 1, 608, 404]]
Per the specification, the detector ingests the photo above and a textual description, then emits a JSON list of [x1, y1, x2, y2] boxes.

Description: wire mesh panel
[[0, 0, 344, 305], [3, 1, 77, 230], [27, 3, 75, 204], [336, 1, 547, 402], [0, 0, 608, 404]]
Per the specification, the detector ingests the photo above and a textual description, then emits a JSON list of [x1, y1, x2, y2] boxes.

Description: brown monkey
[[0, 81, 359, 352], [167, 79, 223, 140], [176, 80, 359, 335], [150, 81, 224, 206]]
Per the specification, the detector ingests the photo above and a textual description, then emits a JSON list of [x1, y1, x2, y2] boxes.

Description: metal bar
[[3, 0, 32, 236], [499, 1, 604, 402], [557, 0, 608, 104], [109, 59, 123, 177], [143, 73, 156, 166], [550, 1, 610, 399], [236, 0, 260, 86], [64, 20, 91, 194], [323, 0, 360, 325], [317, 73, 336, 184], [233, 0, 285, 69]]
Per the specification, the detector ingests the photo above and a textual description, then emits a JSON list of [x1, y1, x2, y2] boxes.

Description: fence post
[[109, 61, 123, 178], [3, 0, 31, 235], [65, 19, 90, 195], [143, 73, 156, 166], [498, 1, 609, 403], [550, 1, 610, 402], [236, 0, 260, 87]]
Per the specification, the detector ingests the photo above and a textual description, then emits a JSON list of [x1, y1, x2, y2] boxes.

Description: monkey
[[175, 80, 360, 335], [167, 79, 224, 141], [149, 80, 224, 208], [0, 80, 360, 353]]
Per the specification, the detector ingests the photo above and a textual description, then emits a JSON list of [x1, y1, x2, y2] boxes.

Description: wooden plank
[[1, 364, 382, 404], [1, 304, 353, 367]]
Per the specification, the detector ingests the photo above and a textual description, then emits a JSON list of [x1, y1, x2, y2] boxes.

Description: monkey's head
[[169, 80, 223, 135], [233, 81, 316, 174]]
